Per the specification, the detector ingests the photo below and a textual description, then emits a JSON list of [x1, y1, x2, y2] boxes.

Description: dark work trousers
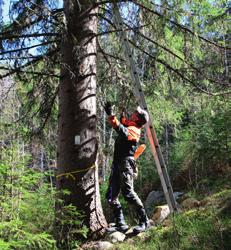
[[106, 157, 144, 223]]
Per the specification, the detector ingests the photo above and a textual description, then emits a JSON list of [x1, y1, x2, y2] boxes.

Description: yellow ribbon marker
[[56, 164, 95, 180]]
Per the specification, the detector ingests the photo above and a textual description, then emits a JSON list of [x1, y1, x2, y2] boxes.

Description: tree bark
[[56, 0, 107, 240]]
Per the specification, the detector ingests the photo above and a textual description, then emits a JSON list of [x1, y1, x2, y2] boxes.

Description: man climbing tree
[[104, 102, 150, 233]]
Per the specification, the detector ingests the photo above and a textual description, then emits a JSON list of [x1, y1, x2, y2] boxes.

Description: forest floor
[[82, 175, 231, 250], [112, 189, 231, 250]]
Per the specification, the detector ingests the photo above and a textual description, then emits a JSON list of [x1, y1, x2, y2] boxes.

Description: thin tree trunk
[[56, 0, 107, 241]]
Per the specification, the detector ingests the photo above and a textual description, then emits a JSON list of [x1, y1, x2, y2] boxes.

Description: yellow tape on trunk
[[56, 165, 95, 180]]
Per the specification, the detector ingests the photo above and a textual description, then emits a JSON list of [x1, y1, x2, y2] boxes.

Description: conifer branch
[[133, 0, 230, 50], [129, 40, 230, 96], [0, 41, 59, 55], [0, 49, 58, 79]]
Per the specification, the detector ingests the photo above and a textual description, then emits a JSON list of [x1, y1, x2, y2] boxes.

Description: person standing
[[104, 102, 150, 233]]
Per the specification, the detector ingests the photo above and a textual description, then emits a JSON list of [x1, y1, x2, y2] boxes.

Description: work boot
[[107, 208, 129, 233], [133, 208, 150, 233], [107, 223, 129, 233], [107, 221, 129, 233]]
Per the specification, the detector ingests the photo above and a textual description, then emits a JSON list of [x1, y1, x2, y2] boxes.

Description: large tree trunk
[[56, 0, 107, 241]]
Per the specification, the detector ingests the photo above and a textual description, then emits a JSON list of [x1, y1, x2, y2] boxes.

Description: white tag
[[75, 135, 81, 145]]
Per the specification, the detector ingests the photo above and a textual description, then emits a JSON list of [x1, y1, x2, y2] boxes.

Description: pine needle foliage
[[0, 144, 56, 249]]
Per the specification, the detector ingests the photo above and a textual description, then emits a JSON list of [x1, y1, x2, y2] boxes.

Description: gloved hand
[[104, 101, 114, 116]]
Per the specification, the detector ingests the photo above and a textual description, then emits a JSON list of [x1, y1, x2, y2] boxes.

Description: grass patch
[[112, 189, 231, 250]]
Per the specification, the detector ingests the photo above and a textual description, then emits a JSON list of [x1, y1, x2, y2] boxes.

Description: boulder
[[93, 241, 114, 250], [181, 198, 200, 209], [151, 204, 170, 224], [145, 190, 183, 216], [145, 191, 165, 216], [106, 231, 126, 243], [81, 241, 114, 250], [136, 232, 150, 241]]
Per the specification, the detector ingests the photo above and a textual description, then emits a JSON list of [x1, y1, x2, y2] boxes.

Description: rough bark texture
[[56, 0, 107, 240]]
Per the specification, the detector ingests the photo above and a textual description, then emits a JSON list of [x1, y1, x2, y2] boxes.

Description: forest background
[[0, 0, 230, 249]]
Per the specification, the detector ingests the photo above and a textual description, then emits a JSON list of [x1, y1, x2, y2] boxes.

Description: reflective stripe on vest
[[127, 126, 141, 142]]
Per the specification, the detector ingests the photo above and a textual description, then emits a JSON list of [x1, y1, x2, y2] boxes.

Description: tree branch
[[0, 66, 60, 78], [129, 40, 230, 96], [0, 40, 59, 55], [124, 22, 222, 86], [0, 49, 58, 79], [0, 8, 63, 36], [97, 37, 124, 68], [35, 86, 59, 134], [133, 0, 230, 50], [0, 32, 58, 40]]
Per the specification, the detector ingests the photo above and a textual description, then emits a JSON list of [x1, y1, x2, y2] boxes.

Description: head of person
[[130, 106, 149, 128]]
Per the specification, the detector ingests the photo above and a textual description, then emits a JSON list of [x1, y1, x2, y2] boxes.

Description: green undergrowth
[[0, 146, 87, 250], [112, 188, 231, 250]]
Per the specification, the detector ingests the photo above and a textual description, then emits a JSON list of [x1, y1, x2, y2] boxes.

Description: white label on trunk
[[75, 135, 81, 145]]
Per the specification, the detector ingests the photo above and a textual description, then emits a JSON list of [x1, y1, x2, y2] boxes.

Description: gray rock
[[174, 191, 184, 200], [107, 231, 126, 243], [93, 241, 113, 250], [181, 198, 200, 209], [151, 204, 170, 224], [145, 190, 183, 217], [145, 191, 165, 216]]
